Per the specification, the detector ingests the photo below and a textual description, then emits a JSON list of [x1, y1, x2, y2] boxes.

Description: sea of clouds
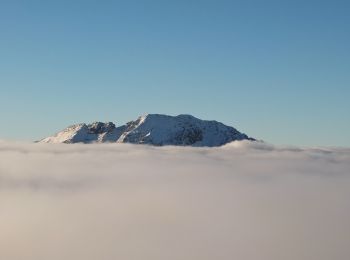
[[0, 140, 349, 260]]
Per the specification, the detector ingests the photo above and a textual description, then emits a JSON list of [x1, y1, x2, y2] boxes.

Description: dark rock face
[[174, 127, 203, 145], [88, 122, 116, 134]]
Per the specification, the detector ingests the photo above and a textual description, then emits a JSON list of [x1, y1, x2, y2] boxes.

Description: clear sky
[[0, 0, 349, 146]]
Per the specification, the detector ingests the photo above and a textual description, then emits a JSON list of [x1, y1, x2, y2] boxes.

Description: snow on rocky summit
[[39, 114, 255, 146]]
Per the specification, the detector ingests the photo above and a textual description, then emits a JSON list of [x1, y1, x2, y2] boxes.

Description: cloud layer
[[1, 141, 349, 260]]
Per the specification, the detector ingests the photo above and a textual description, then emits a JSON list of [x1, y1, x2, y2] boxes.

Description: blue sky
[[0, 0, 349, 146]]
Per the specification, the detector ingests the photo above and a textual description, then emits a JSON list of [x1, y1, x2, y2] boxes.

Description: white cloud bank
[[0, 140, 349, 260]]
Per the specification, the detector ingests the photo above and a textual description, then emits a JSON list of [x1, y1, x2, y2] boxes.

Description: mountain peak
[[39, 114, 255, 146]]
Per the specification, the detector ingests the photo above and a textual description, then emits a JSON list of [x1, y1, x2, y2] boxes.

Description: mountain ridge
[[39, 114, 255, 146]]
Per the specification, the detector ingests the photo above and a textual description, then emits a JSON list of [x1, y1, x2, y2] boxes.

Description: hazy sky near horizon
[[0, 0, 349, 146]]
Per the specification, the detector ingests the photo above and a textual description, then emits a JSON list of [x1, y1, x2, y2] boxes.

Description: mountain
[[39, 114, 255, 146]]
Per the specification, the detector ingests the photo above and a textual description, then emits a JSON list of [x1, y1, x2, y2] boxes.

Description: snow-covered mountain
[[39, 114, 255, 146]]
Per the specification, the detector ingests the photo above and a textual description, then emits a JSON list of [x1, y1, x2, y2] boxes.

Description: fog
[[1, 140, 349, 260]]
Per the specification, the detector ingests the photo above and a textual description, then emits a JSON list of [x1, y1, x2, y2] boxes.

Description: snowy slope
[[39, 114, 255, 146]]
